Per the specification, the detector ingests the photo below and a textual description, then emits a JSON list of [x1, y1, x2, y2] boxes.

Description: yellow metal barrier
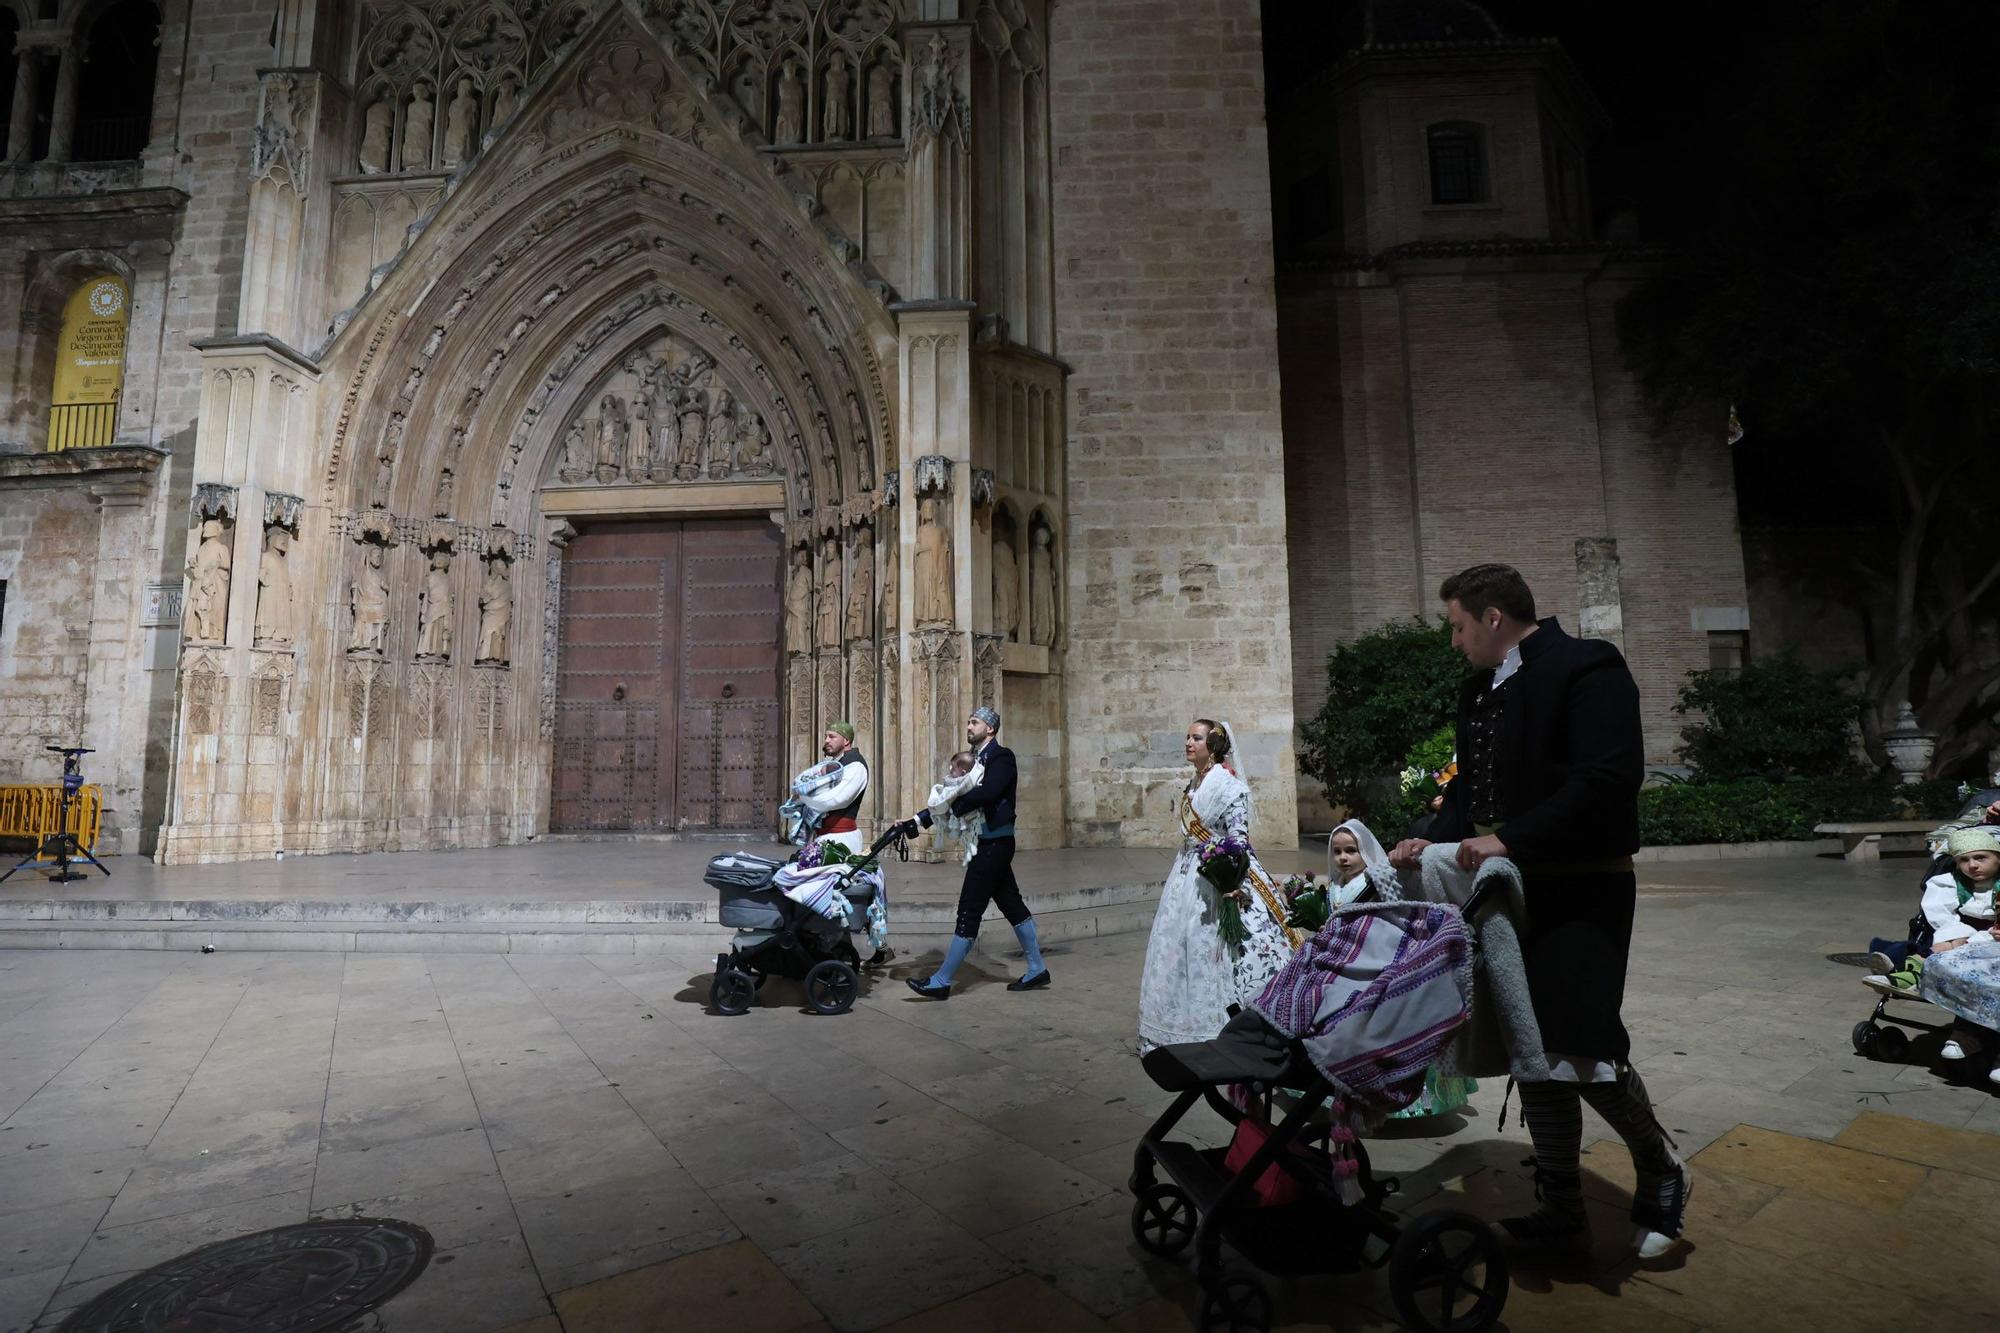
[[0, 784, 103, 859]]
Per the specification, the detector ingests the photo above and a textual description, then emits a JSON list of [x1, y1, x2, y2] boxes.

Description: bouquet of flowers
[[1398, 758, 1459, 805], [1196, 835, 1252, 952], [1279, 873, 1330, 934]]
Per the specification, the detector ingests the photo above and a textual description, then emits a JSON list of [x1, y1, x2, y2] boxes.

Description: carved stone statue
[[441, 78, 478, 168], [492, 78, 519, 124], [993, 530, 1020, 641], [628, 386, 654, 480], [677, 387, 708, 481], [1030, 523, 1057, 647], [560, 419, 590, 482], [816, 534, 841, 648], [784, 544, 812, 654], [476, 558, 512, 665], [253, 526, 294, 649], [187, 518, 232, 644], [867, 63, 896, 138], [434, 466, 455, 516], [881, 525, 899, 633], [371, 450, 394, 508], [825, 60, 851, 140], [348, 545, 389, 655], [914, 495, 953, 626], [402, 84, 434, 170], [416, 550, 453, 660], [705, 387, 736, 478], [735, 412, 774, 476], [594, 394, 626, 484], [845, 531, 874, 641], [775, 60, 805, 143], [359, 98, 393, 173]]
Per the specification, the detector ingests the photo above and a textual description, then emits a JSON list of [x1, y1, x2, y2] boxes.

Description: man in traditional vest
[[903, 706, 1050, 998], [797, 721, 869, 856], [1392, 562, 1690, 1261]]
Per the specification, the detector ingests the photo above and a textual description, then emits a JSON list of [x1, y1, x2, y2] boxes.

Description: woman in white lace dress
[[1137, 719, 1300, 1052]]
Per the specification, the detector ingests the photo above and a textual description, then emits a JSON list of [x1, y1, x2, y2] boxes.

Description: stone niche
[[542, 332, 775, 490]]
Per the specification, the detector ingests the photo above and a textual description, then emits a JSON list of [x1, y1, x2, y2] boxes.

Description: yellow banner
[[52, 275, 129, 407]]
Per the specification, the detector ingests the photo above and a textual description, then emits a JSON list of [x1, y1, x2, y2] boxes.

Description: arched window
[[72, 0, 160, 162], [1426, 121, 1488, 206], [47, 273, 129, 450]]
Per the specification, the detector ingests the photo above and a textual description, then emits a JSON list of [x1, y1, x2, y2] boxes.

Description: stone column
[[45, 43, 80, 162], [6, 48, 41, 162], [80, 469, 163, 854], [1575, 536, 1626, 653]]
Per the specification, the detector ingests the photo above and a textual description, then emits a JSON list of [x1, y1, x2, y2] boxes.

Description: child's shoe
[[1941, 1038, 1971, 1061], [1632, 1159, 1694, 1261]]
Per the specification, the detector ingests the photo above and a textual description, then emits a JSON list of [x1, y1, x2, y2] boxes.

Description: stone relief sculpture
[[492, 78, 519, 125], [359, 98, 393, 173], [253, 526, 294, 649], [187, 519, 232, 645], [677, 385, 708, 480], [476, 557, 512, 666], [914, 495, 953, 626], [735, 412, 774, 476], [880, 525, 899, 633], [1030, 524, 1057, 647], [416, 551, 454, 660], [825, 60, 851, 140], [594, 394, 626, 483], [775, 60, 805, 143], [442, 79, 478, 168], [816, 534, 842, 649], [704, 387, 736, 479], [434, 466, 455, 516], [371, 450, 395, 508], [846, 529, 874, 640], [867, 64, 896, 138], [348, 545, 390, 656], [784, 544, 812, 654], [993, 529, 1020, 641], [402, 84, 434, 170], [560, 420, 590, 482], [628, 384, 654, 480]]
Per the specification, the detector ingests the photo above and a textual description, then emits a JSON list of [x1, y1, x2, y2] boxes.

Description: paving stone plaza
[[2, 849, 1996, 1332]]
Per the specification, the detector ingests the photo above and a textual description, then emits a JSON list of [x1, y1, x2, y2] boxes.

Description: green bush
[[1366, 725, 1459, 848], [1300, 619, 1465, 816], [1637, 776, 1960, 846], [1673, 656, 1863, 779]]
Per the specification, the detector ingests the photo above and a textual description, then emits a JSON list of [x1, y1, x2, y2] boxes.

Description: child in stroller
[[1130, 887, 1509, 1333], [1853, 790, 2000, 1074], [703, 823, 908, 1017]]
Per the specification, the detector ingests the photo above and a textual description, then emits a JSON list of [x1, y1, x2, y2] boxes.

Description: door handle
[[612, 682, 626, 701], [721, 682, 735, 699]]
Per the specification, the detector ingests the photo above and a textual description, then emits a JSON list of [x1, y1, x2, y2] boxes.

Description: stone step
[[0, 883, 1163, 954]]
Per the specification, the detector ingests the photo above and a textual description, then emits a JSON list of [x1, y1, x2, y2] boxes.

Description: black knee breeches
[[953, 836, 1030, 938]]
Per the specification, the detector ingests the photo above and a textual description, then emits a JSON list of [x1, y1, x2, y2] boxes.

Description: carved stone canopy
[[913, 454, 951, 497], [192, 483, 239, 522], [353, 510, 398, 546], [263, 490, 304, 531], [970, 468, 995, 509]]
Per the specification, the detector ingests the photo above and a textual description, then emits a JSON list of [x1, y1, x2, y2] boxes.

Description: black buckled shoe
[[1006, 970, 1051, 992], [905, 977, 951, 1000]]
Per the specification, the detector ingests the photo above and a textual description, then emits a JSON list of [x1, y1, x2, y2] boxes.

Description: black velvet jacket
[[1429, 617, 1644, 865]]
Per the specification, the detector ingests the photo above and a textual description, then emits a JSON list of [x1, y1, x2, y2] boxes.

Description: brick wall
[[1050, 0, 1299, 847]]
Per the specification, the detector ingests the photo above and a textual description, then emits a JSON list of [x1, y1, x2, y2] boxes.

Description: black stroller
[[703, 824, 906, 1017], [1131, 893, 1509, 1333]]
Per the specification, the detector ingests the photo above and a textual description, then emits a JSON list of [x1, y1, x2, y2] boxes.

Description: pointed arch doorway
[[550, 512, 784, 834]]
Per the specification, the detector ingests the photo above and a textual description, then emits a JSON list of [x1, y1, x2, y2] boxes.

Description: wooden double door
[[551, 518, 784, 833]]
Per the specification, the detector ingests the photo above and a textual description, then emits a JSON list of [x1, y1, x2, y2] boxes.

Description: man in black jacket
[[1392, 563, 1689, 1260], [903, 706, 1050, 998]]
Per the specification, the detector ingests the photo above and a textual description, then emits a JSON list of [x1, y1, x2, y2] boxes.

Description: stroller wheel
[[709, 968, 757, 1016], [1389, 1210, 1509, 1333], [1130, 1184, 1195, 1259], [1872, 1023, 1909, 1062], [805, 959, 860, 1015], [1198, 1271, 1272, 1333], [1851, 1020, 1878, 1056]]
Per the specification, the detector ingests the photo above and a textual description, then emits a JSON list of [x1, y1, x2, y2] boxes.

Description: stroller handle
[[866, 822, 910, 857]]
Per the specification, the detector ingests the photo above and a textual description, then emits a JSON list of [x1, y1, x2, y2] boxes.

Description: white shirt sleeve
[[1922, 872, 1974, 944], [801, 759, 868, 814]]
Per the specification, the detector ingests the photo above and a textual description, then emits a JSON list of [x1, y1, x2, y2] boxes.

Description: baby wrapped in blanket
[[924, 751, 986, 864]]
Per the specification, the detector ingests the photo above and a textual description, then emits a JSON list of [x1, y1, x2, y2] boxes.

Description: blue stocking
[[930, 933, 975, 986], [1014, 918, 1046, 977]]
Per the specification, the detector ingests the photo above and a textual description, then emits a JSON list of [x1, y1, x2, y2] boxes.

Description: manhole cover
[[59, 1218, 433, 1332], [1827, 952, 1876, 968]]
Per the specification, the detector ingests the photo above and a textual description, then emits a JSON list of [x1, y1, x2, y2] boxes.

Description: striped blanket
[[1250, 900, 1474, 1130]]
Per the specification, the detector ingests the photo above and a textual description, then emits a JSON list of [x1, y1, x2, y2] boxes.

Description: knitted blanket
[[1249, 900, 1472, 1127], [1401, 847, 1550, 1083]]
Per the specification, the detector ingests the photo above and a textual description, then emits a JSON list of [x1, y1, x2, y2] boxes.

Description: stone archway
[[156, 8, 900, 861]]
